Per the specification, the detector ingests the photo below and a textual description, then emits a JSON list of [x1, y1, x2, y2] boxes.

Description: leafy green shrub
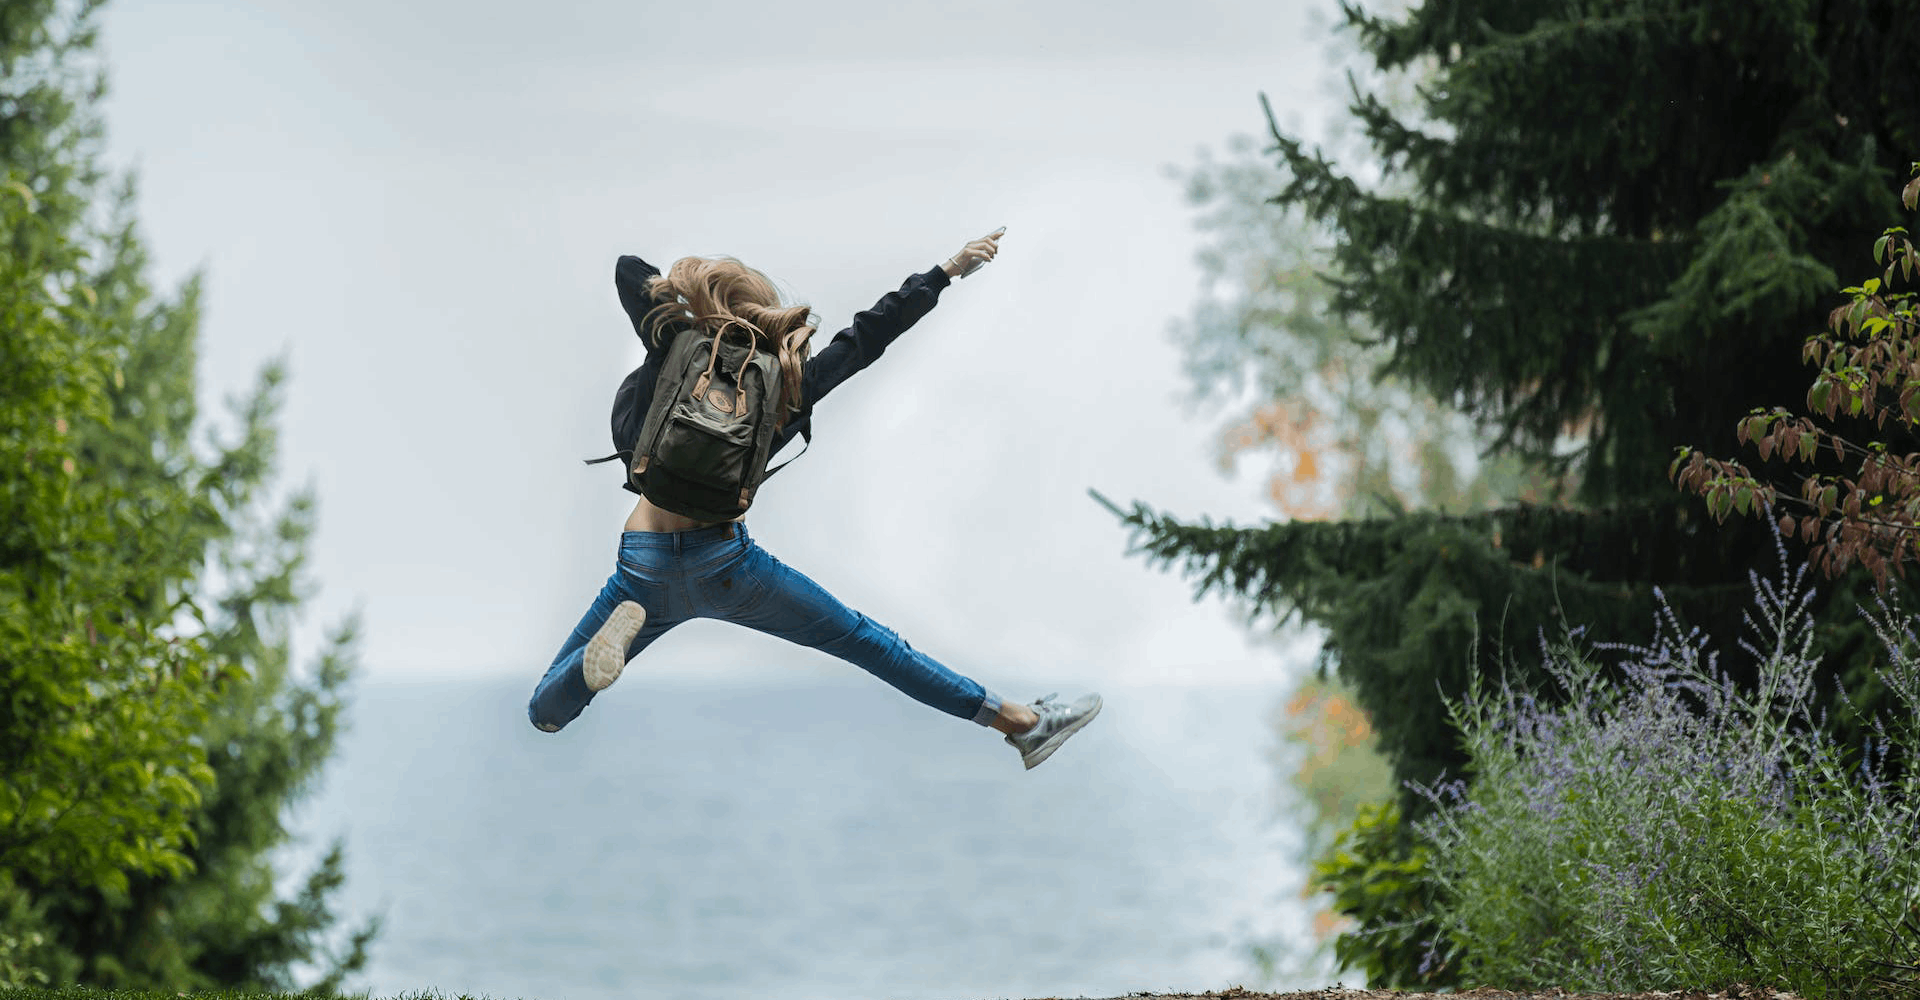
[[1310, 799, 1456, 989], [0, 880, 50, 991], [1414, 539, 1920, 997]]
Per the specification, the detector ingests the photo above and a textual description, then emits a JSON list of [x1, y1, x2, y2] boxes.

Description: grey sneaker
[[583, 600, 646, 692], [1005, 692, 1102, 770]]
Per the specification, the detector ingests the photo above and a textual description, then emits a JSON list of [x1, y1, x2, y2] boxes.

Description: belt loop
[[724, 523, 736, 540]]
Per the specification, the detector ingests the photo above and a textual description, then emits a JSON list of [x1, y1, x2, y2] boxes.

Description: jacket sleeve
[[797, 266, 952, 412], [615, 255, 664, 343]]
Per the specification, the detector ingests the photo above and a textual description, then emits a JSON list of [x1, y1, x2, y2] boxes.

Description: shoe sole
[[583, 601, 647, 692], [1022, 694, 1103, 770]]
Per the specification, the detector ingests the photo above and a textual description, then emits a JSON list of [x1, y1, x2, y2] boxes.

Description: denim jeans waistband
[[620, 521, 742, 551]]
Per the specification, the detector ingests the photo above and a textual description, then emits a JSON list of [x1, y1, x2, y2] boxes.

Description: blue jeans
[[527, 522, 1004, 732]]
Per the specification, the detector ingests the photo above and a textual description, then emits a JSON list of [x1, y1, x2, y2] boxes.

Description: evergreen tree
[[0, 0, 371, 989], [1111, 0, 1920, 801]]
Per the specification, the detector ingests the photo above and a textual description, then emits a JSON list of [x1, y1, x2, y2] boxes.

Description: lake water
[[291, 673, 1320, 1000]]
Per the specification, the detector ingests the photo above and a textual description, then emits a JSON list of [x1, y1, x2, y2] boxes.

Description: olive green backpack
[[616, 324, 799, 522]]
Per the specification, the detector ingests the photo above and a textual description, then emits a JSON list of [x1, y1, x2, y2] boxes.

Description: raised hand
[[942, 226, 1006, 279]]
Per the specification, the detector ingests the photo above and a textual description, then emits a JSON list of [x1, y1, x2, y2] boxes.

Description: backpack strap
[[762, 417, 811, 479], [583, 450, 630, 466]]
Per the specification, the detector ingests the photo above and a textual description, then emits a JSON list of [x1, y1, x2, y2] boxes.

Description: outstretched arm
[[798, 228, 1008, 410]]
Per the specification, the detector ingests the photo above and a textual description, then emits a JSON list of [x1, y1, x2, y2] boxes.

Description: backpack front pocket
[[654, 400, 754, 488]]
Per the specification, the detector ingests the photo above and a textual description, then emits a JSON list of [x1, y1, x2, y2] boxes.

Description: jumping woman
[[527, 229, 1102, 770]]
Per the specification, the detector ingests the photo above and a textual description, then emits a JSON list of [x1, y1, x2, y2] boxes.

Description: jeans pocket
[[692, 566, 767, 618], [616, 538, 675, 577], [612, 555, 671, 617]]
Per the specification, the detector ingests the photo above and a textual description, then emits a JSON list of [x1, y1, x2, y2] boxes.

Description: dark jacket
[[606, 254, 953, 495]]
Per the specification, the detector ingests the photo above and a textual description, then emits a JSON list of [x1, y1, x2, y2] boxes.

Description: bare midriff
[[622, 494, 744, 534]]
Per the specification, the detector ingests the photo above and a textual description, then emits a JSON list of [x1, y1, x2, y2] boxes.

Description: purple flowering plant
[[1410, 531, 1920, 998]]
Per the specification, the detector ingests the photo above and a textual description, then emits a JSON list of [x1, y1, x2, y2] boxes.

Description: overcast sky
[[95, 0, 1350, 694]]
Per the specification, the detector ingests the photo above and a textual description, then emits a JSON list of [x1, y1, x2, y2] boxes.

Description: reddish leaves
[[1673, 170, 1920, 588]]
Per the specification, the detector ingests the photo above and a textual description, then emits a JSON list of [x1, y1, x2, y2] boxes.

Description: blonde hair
[[642, 256, 815, 424]]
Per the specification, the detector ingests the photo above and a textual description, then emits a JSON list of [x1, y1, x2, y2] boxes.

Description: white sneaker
[[1005, 692, 1102, 770], [583, 601, 646, 692]]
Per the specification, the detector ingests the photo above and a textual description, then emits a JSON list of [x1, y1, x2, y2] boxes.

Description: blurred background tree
[[1, 0, 372, 990], [1127, 0, 1920, 986], [1170, 133, 1538, 522], [1167, 123, 1515, 984], [1164, 4, 1530, 976]]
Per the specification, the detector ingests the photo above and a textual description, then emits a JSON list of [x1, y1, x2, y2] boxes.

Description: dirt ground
[[1033, 987, 1804, 1000]]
